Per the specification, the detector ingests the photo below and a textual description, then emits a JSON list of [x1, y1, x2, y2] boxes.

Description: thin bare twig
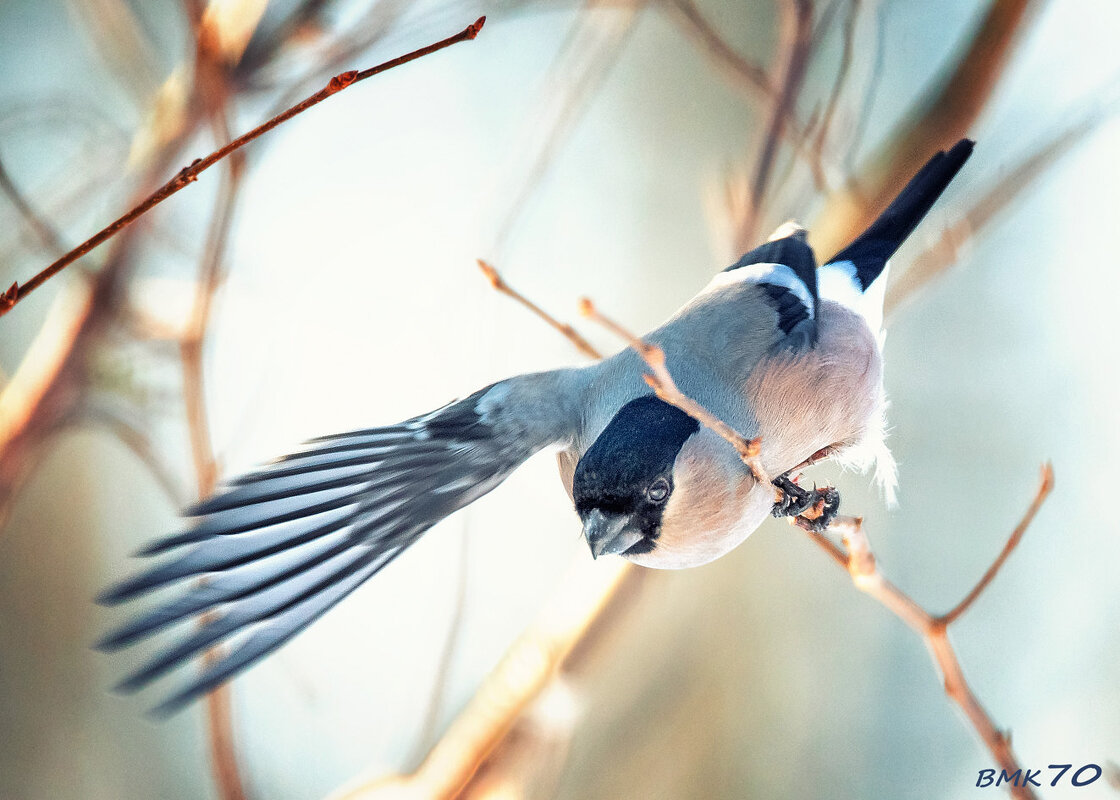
[[576, 292, 1050, 797], [578, 298, 769, 485], [885, 95, 1120, 315], [177, 27, 250, 792], [476, 260, 602, 359], [189, 150, 247, 800], [939, 463, 1054, 626], [577, 295, 1049, 799], [809, 0, 858, 169], [801, 466, 1052, 800], [456, 186, 1052, 799], [0, 16, 486, 318], [811, 0, 1035, 255], [736, 0, 814, 249], [329, 559, 634, 800], [662, 0, 774, 99]]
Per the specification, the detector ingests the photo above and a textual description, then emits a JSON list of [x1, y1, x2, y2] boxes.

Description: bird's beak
[[582, 509, 643, 559]]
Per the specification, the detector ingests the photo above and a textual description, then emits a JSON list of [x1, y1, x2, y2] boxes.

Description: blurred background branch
[[1, 1, 1117, 798]]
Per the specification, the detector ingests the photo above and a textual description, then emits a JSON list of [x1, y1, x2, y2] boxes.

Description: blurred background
[[1, 0, 1118, 798]]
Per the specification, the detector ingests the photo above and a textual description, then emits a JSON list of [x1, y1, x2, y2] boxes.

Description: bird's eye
[[646, 478, 670, 503]]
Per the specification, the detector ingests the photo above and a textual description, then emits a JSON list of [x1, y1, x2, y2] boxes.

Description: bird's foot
[[772, 475, 840, 533], [772, 474, 814, 517]]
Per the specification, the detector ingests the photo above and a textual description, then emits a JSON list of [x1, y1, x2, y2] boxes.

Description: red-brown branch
[[578, 298, 770, 485], [0, 16, 486, 318], [803, 462, 1053, 800], [185, 147, 247, 800], [736, 0, 814, 248], [663, 0, 774, 99], [579, 297, 1051, 800], [476, 260, 602, 360], [177, 28, 251, 794], [938, 462, 1054, 626]]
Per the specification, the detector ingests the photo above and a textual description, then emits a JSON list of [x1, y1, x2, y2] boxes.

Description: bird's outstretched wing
[[97, 370, 583, 715]]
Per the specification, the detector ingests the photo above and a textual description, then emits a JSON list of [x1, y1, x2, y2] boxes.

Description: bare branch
[[578, 297, 770, 485], [564, 291, 1051, 800], [806, 502, 1049, 800], [180, 44, 249, 795], [809, 0, 858, 167], [885, 97, 1119, 315], [0, 16, 487, 318], [811, 0, 1037, 256], [662, 0, 774, 99], [736, 0, 814, 249], [329, 559, 635, 800], [476, 260, 602, 360], [436, 193, 1056, 800], [938, 463, 1054, 626]]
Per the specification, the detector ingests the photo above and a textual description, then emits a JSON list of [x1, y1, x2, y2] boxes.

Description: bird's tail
[[96, 370, 583, 715], [827, 138, 974, 290]]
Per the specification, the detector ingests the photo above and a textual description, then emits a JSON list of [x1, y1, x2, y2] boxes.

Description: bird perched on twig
[[98, 139, 974, 714]]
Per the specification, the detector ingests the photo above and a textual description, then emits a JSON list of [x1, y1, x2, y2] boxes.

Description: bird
[[98, 138, 974, 715]]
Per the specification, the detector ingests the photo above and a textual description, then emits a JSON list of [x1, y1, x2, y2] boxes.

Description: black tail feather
[[828, 138, 974, 289]]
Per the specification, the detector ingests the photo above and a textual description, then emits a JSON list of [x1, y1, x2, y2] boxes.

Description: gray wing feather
[[97, 369, 586, 714]]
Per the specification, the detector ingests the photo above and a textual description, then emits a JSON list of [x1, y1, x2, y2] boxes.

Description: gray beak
[[583, 509, 644, 559]]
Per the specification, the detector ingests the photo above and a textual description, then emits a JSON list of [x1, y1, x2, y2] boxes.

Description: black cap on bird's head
[[573, 395, 700, 559]]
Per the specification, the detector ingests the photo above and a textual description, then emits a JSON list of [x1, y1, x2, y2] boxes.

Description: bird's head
[[573, 395, 775, 569]]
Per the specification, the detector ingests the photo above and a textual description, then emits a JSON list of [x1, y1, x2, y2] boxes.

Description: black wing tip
[[95, 609, 169, 651], [148, 694, 190, 719], [97, 581, 137, 606], [96, 566, 180, 606], [113, 674, 147, 695], [94, 628, 130, 652], [133, 531, 199, 558]]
